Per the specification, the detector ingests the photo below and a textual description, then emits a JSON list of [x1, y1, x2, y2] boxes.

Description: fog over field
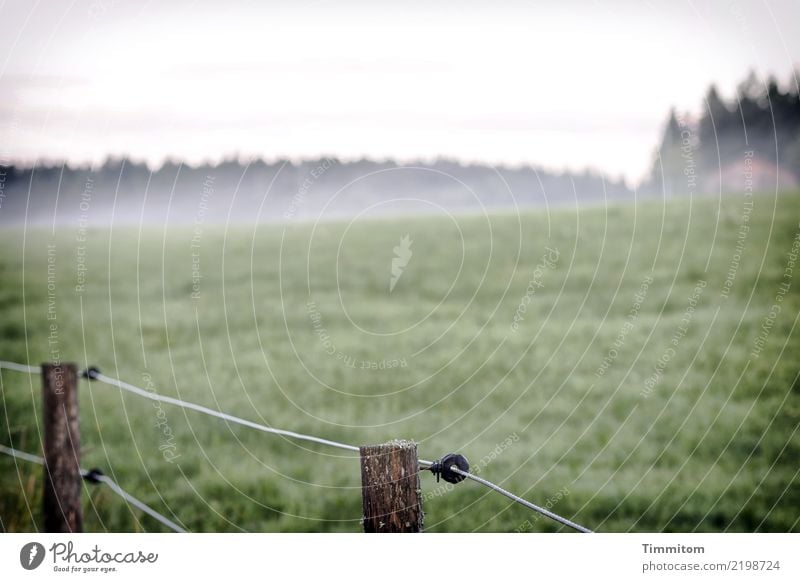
[[0, 158, 635, 226]]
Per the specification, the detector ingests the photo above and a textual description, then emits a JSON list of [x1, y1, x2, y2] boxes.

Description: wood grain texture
[[360, 440, 422, 533], [42, 362, 82, 533]]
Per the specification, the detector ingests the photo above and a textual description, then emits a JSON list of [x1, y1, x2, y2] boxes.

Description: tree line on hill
[[644, 69, 800, 196], [0, 158, 631, 226]]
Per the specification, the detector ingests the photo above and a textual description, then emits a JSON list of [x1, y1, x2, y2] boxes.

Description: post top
[[361, 439, 417, 451]]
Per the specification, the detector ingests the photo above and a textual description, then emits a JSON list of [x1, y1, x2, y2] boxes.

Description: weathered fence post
[[42, 362, 82, 533], [359, 440, 422, 532]]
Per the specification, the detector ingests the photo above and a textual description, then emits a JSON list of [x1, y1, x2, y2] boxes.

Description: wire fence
[[0, 443, 184, 533], [0, 360, 592, 533]]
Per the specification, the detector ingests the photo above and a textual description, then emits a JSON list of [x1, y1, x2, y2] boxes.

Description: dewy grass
[[0, 192, 798, 532]]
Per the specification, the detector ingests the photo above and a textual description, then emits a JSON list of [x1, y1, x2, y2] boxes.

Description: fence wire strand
[[0, 360, 42, 374], [0, 444, 185, 533], [90, 473, 185, 533], [449, 466, 592, 533], [92, 372, 361, 453]]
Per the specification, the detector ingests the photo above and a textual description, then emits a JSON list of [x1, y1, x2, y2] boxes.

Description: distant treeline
[[0, 158, 631, 226], [644, 70, 800, 195], [2, 70, 798, 226]]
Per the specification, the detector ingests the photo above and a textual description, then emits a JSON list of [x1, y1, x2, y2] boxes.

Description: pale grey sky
[[1, 0, 798, 183]]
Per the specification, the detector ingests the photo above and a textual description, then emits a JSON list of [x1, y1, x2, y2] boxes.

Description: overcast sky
[[1, 0, 798, 183]]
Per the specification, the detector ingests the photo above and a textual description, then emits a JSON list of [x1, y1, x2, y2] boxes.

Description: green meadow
[[1, 192, 799, 532]]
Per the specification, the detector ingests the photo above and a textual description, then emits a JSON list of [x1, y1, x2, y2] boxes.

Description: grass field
[[1, 192, 799, 532]]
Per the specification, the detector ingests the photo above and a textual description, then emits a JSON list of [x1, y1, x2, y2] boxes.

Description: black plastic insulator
[[83, 468, 104, 484], [81, 366, 100, 380], [428, 453, 470, 484]]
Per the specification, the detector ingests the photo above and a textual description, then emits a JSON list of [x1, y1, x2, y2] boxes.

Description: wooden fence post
[[359, 439, 422, 532], [42, 362, 82, 533]]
